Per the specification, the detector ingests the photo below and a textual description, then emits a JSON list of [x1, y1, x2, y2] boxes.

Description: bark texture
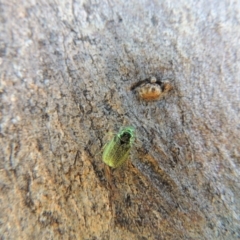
[[0, 0, 240, 239]]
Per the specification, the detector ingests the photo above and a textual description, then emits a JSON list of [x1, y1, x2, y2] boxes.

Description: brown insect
[[131, 76, 173, 101]]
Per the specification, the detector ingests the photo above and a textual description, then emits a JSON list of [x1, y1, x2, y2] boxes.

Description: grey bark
[[0, 0, 240, 239]]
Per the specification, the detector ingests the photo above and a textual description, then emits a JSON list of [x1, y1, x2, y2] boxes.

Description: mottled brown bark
[[0, 0, 240, 239]]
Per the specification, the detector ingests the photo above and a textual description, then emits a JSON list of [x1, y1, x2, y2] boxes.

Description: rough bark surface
[[0, 0, 240, 239]]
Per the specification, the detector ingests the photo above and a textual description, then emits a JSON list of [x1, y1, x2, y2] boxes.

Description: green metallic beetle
[[102, 126, 135, 168]]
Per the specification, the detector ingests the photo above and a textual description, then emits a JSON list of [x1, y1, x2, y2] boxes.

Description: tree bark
[[0, 0, 240, 239]]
